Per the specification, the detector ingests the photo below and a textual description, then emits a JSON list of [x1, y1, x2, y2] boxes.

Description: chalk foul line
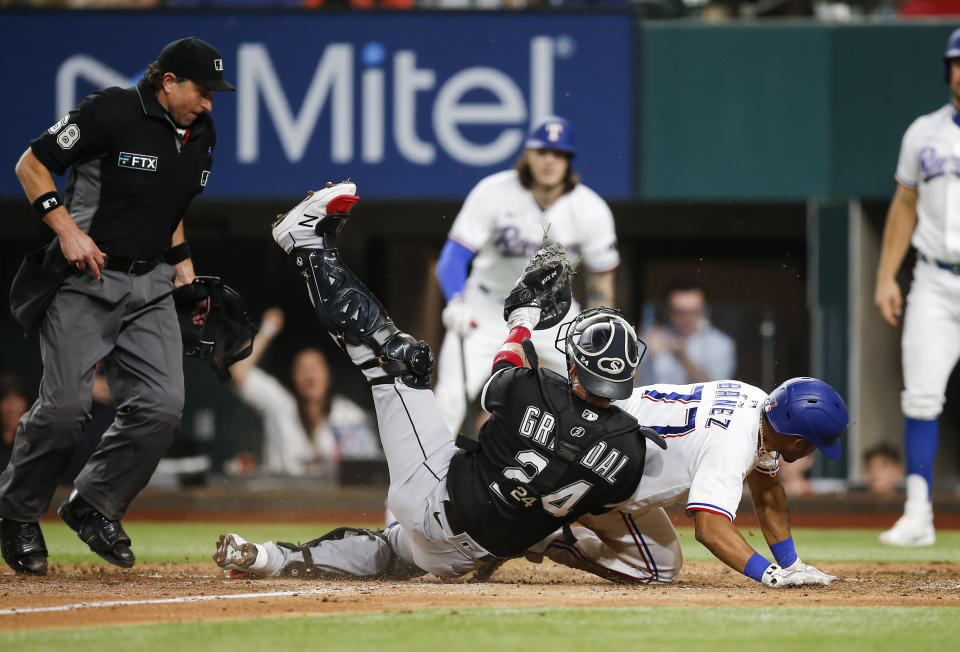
[[0, 587, 353, 616]]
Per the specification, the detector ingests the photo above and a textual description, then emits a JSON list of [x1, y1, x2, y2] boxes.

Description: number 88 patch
[[56, 124, 80, 150]]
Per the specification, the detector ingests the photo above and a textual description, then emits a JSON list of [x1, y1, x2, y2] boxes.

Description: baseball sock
[[903, 416, 938, 500]]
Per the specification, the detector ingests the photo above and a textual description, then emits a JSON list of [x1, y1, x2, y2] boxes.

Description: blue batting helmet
[[762, 377, 848, 460], [944, 28, 960, 82], [525, 116, 576, 155]]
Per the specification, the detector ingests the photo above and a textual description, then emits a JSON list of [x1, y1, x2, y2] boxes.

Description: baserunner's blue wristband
[[744, 553, 772, 582], [769, 536, 798, 568]]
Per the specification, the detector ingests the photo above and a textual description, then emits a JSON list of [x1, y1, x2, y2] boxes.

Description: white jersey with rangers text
[[895, 104, 960, 261], [448, 169, 620, 299], [614, 381, 775, 521]]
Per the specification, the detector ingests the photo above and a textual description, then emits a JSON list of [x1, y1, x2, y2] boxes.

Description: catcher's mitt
[[503, 243, 574, 330]]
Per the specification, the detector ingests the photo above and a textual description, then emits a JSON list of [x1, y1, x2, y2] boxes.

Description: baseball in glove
[[502, 243, 574, 330]]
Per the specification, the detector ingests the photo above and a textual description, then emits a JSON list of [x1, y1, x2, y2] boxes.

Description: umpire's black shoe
[[58, 492, 135, 568], [0, 518, 48, 575]]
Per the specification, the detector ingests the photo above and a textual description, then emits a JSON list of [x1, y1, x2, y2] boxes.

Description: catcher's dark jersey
[[446, 365, 647, 558], [30, 80, 215, 261]]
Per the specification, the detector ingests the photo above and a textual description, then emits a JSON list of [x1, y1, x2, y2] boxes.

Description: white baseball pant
[[901, 259, 960, 419]]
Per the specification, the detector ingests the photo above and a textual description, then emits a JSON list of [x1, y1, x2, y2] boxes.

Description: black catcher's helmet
[[173, 276, 257, 381], [556, 307, 644, 400]]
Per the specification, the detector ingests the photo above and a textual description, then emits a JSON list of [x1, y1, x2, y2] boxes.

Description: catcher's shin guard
[[294, 249, 434, 387]]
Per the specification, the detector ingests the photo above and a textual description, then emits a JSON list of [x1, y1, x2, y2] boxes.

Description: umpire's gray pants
[[0, 264, 184, 522]]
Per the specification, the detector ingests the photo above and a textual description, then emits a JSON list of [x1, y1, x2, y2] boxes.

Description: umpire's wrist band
[[164, 241, 191, 265], [744, 553, 772, 582], [769, 537, 798, 568], [32, 191, 63, 218]]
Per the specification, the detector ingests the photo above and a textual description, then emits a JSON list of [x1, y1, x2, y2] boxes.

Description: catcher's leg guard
[[294, 248, 434, 388], [276, 527, 424, 579]]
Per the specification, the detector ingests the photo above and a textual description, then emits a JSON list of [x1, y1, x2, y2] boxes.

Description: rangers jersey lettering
[[615, 381, 769, 522], [448, 170, 619, 299], [895, 104, 960, 261]]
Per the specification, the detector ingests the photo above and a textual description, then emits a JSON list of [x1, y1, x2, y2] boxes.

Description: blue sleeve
[[435, 239, 475, 301]]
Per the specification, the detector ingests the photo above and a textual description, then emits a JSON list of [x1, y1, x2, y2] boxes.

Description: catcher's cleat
[[214, 533, 266, 576], [271, 181, 359, 254], [0, 519, 48, 576]]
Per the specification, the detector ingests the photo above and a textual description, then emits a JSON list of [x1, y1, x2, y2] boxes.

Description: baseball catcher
[[214, 181, 659, 580]]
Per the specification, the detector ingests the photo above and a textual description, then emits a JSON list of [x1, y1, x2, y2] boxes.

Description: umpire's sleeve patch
[[56, 125, 81, 150], [47, 115, 70, 135]]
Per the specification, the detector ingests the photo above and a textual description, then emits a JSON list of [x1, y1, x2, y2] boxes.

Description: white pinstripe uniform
[[434, 169, 620, 433], [530, 381, 777, 583], [894, 105, 960, 424]]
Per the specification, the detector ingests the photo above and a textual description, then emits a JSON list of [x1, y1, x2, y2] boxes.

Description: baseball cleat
[[878, 513, 936, 547], [272, 181, 359, 254], [214, 533, 264, 576], [0, 519, 48, 576]]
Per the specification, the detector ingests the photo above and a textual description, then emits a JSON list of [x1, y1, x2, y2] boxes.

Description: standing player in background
[[434, 116, 620, 435], [873, 28, 960, 547]]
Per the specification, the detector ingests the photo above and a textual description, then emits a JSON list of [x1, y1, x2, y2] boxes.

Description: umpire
[[0, 37, 234, 575]]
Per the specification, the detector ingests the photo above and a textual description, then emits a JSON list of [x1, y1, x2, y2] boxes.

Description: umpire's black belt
[[104, 255, 161, 275], [919, 253, 960, 275]]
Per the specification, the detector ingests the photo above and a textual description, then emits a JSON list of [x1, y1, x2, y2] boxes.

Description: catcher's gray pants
[[528, 507, 682, 583], [0, 265, 183, 522], [259, 352, 496, 579]]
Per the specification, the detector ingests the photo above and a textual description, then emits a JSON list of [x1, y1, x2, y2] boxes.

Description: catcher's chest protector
[[447, 367, 647, 557]]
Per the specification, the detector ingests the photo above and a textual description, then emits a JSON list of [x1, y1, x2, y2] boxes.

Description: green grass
[[7, 524, 959, 651], [36, 520, 960, 565], [2, 607, 957, 652]]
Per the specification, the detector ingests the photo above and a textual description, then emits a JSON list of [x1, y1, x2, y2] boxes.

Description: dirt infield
[[1, 560, 957, 632]]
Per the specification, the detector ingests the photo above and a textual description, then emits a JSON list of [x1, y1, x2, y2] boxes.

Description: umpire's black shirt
[[30, 80, 215, 261]]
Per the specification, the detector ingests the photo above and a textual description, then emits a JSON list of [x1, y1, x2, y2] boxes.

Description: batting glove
[[761, 563, 836, 587], [784, 559, 837, 584], [442, 296, 477, 338]]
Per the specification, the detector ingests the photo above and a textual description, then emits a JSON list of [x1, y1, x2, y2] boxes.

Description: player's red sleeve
[[491, 325, 531, 371]]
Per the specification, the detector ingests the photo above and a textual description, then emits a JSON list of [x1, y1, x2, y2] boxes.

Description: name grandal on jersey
[[519, 405, 630, 484]]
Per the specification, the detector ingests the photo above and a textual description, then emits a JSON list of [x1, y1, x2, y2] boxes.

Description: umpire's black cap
[[158, 37, 235, 92]]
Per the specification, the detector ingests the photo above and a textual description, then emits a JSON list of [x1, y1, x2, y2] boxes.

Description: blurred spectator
[[228, 307, 381, 476], [778, 455, 815, 497], [863, 444, 905, 497], [637, 280, 736, 385], [0, 375, 31, 473]]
